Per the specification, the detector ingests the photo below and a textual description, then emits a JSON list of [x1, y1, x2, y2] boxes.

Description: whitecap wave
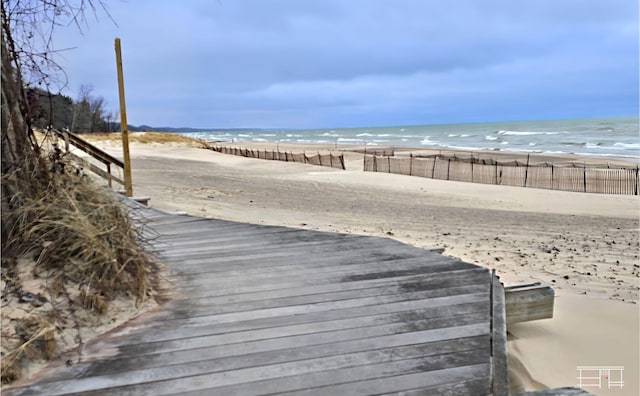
[[420, 136, 438, 145], [497, 130, 562, 136], [613, 142, 640, 149]]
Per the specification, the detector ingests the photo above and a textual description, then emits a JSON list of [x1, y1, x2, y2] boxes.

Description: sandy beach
[[83, 137, 639, 395]]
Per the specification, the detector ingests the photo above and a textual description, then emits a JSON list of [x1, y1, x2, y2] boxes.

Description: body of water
[[182, 117, 639, 159]]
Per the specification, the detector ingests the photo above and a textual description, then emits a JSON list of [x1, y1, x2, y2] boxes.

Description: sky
[[44, 0, 640, 129]]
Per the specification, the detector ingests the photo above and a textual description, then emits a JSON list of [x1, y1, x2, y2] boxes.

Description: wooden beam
[[491, 270, 509, 396], [115, 38, 133, 197], [505, 282, 554, 325]]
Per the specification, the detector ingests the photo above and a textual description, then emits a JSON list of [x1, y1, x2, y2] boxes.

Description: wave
[[485, 135, 498, 141], [613, 142, 640, 149], [356, 133, 374, 137], [561, 141, 587, 147], [420, 136, 438, 146], [497, 130, 563, 136], [574, 151, 639, 159]]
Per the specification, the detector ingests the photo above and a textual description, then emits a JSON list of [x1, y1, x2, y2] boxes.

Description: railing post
[[63, 129, 70, 153], [106, 163, 112, 188]]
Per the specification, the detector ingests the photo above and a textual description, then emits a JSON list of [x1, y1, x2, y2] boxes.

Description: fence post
[[373, 155, 377, 172], [388, 156, 391, 173], [330, 154, 334, 168], [432, 156, 437, 179], [409, 154, 413, 176], [471, 153, 474, 183], [636, 166, 639, 196], [551, 164, 554, 190], [495, 161, 498, 185], [447, 158, 451, 180], [340, 155, 345, 170], [583, 163, 587, 192], [523, 153, 530, 187]]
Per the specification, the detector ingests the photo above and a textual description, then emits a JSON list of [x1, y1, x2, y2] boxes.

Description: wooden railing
[[51, 128, 125, 188]]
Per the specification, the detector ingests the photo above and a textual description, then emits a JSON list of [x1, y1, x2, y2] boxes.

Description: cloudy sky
[[50, 0, 638, 129]]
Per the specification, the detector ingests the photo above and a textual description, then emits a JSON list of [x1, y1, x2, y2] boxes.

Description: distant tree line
[[28, 84, 119, 133]]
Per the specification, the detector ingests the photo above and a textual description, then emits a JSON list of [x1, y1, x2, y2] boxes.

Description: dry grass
[[1, 314, 56, 384], [80, 132, 212, 149], [1, 145, 154, 384]]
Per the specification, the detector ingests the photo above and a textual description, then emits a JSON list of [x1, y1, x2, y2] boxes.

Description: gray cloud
[[51, 0, 638, 128]]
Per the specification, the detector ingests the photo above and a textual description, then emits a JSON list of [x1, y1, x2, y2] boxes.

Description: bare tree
[[71, 83, 110, 133], [1, 0, 111, 240]]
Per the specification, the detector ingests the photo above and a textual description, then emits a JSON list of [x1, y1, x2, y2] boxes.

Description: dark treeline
[[28, 85, 119, 133]]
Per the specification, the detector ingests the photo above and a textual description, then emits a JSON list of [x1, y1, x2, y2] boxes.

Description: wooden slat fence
[[212, 146, 345, 170], [364, 155, 639, 195], [352, 148, 395, 156]]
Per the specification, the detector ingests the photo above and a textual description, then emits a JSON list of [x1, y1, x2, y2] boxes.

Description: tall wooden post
[[115, 38, 133, 197]]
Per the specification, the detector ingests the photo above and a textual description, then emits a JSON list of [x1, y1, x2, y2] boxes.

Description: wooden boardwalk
[[5, 205, 507, 395]]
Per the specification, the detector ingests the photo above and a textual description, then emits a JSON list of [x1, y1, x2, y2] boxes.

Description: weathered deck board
[[4, 204, 506, 396]]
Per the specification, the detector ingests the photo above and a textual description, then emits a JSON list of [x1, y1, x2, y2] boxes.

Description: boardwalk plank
[[31, 333, 488, 394], [166, 267, 489, 305], [60, 350, 489, 396], [87, 301, 490, 357]]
